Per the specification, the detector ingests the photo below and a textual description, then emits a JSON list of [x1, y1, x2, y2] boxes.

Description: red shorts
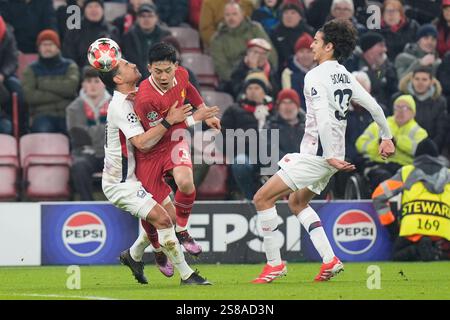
[[135, 141, 192, 204]]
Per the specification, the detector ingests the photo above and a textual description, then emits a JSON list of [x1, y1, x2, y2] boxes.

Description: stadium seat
[[169, 27, 201, 53], [17, 53, 38, 82], [103, 2, 127, 23], [197, 165, 229, 200], [0, 134, 19, 200], [20, 133, 72, 200], [181, 53, 218, 89], [201, 90, 234, 117]]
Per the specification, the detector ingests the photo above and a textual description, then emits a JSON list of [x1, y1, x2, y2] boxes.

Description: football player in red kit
[[132, 42, 221, 263]]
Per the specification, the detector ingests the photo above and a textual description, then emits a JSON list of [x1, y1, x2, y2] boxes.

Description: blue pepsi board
[[302, 202, 392, 261], [42, 203, 138, 264]]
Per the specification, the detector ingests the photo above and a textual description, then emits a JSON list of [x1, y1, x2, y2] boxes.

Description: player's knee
[[176, 178, 195, 194], [147, 205, 172, 229], [288, 194, 307, 214], [253, 189, 269, 210]]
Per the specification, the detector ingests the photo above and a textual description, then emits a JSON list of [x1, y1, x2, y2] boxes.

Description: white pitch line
[[0, 293, 117, 300]]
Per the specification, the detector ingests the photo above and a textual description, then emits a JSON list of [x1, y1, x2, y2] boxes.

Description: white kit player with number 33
[[252, 19, 396, 284]]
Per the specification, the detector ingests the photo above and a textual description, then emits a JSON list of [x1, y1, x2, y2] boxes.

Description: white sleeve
[[350, 75, 393, 140], [305, 75, 335, 159], [112, 102, 144, 139]]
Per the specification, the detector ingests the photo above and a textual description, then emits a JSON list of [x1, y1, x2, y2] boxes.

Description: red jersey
[[134, 67, 203, 156]]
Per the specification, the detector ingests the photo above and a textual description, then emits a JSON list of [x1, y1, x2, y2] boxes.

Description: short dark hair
[[148, 42, 177, 65], [82, 66, 100, 81], [412, 65, 433, 78], [319, 19, 357, 63], [98, 66, 119, 91]]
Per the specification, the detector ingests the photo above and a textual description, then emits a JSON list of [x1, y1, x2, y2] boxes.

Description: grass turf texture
[[0, 262, 449, 300]]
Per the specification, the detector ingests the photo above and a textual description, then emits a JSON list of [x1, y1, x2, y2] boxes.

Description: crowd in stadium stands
[[0, 0, 449, 202]]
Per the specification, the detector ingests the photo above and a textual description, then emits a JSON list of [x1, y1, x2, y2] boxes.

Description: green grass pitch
[[1, 262, 449, 300]]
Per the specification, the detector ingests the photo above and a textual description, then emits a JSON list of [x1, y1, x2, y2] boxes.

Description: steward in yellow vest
[[356, 95, 428, 191], [372, 139, 450, 261]]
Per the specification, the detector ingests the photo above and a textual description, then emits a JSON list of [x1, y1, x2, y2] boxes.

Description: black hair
[[412, 65, 433, 78], [319, 19, 357, 63], [82, 66, 100, 81], [98, 66, 119, 91], [147, 42, 177, 65]]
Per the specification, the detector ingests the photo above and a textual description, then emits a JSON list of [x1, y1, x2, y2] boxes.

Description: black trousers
[[71, 154, 104, 201]]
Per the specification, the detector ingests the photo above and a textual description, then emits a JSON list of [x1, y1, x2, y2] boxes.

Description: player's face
[[117, 59, 141, 84], [311, 31, 328, 62], [149, 61, 178, 91]]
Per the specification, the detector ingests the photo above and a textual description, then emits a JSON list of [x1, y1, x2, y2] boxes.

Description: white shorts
[[102, 180, 157, 220], [277, 153, 338, 195]]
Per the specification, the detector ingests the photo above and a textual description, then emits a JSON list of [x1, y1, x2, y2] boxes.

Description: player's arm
[[131, 101, 193, 153], [351, 76, 395, 159]]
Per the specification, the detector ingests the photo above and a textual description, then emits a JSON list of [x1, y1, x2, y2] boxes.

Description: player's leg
[[289, 187, 343, 281], [171, 165, 202, 256], [120, 203, 173, 284], [158, 200, 211, 285], [251, 173, 293, 283]]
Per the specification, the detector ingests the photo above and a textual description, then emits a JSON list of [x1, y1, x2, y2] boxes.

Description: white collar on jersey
[[148, 75, 177, 95]]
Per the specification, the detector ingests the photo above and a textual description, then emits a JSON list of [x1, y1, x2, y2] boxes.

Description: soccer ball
[[87, 38, 121, 72]]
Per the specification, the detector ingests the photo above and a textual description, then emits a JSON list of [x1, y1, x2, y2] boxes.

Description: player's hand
[[326, 158, 356, 172], [379, 139, 395, 160], [205, 116, 221, 130], [193, 106, 220, 122], [166, 101, 192, 125]]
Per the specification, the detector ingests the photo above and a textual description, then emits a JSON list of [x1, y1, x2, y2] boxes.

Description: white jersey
[[102, 90, 144, 184], [301, 60, 392, 160]]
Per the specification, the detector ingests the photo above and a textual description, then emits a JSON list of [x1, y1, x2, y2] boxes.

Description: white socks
[[130, 232, 150, 262], [258, 207, 282, 267], [157, 227, 193, 280], [297, 206, 335, 264]]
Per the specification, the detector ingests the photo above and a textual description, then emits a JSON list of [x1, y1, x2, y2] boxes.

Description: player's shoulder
[[176, 66, 189, 82], [136, 78, 156, 101]]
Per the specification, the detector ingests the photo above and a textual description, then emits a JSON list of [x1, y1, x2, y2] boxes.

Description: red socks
[[173, 190, 196, 229], [140, 219, 160, 249]]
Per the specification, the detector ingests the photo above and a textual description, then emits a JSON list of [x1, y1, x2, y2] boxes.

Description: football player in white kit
[[100, 59, 217, 285], [252, 19, 396, 283]]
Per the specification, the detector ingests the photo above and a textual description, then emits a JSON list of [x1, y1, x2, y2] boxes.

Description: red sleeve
[[186, 81, 204, 107], [134, 94, 157, 131]]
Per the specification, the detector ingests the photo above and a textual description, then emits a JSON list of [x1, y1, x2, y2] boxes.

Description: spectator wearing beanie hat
[[378, 0, 420, 62], [0, 0, 56, 54], [356, 93, 428, 190], [62, 0, 118, 68], [271, 1, 314, 70], [281, 32, 315, 110], [346, 32, 398, 111], [23, 29, 80, 134], [229, 38, 279, 99], [264, 88, 305, 163], [395, 23, 442, 80], [221, 71, 274, 199]]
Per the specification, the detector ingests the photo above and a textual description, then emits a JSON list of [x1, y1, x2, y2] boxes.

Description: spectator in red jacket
[[436, 0, 450, 57]]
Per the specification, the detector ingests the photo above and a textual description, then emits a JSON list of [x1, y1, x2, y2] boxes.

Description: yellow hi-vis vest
[[399, 165, 450, 241]]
